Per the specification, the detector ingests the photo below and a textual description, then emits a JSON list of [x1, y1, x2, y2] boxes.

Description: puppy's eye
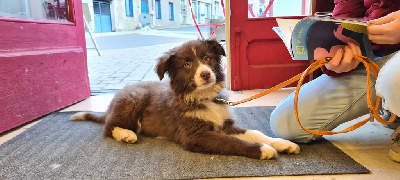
[[204, 56, 210, 61], [184, 62, 192, 68]]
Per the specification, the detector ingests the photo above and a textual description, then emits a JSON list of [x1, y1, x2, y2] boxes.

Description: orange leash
[[222, 55, 397, 135]]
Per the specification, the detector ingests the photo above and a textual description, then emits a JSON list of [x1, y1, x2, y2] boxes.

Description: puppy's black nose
[[200, 71, 210, 80]]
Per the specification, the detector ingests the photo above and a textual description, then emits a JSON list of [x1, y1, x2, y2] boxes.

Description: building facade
[[83, 0, 225, 32]]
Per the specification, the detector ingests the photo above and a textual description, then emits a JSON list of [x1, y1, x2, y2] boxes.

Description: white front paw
[[271, 138, 300, 154], [260, 144, 278, 160]]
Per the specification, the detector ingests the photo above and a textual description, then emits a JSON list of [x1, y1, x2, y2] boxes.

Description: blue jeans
[[270, 50, 400, 143]]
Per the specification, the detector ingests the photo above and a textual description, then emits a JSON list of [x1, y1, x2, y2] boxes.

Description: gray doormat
[[0, 107, 369, 179]]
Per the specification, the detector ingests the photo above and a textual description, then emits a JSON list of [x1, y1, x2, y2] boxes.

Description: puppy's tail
[[70, 112, 105, 124]]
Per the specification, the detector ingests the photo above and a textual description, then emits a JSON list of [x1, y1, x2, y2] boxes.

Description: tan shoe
[[389, 126, 400, 162]]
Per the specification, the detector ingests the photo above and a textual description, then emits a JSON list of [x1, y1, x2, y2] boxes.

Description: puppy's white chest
[[185, 102, 232, 127]]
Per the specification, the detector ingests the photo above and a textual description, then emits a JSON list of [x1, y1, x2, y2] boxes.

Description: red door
[[0, 0, 90, 133], [230, 0, 313, 90]]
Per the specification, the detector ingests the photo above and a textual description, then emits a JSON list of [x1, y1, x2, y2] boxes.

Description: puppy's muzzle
[[200, 70, 211, 81]]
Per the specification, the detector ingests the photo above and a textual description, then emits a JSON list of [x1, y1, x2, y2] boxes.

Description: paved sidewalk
[[87, 42, 183, 94]]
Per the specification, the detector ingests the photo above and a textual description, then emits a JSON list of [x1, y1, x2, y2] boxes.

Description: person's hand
[[367, 10, 400, 45], [325, 42, 361, 73]]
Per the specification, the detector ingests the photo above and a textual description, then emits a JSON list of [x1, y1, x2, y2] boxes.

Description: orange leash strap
[[294, 55, 396, 135], [226, 55, 397, 135], [229, 60, 324, 106]]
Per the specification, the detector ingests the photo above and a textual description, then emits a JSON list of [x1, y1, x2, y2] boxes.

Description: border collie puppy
[[71, 39, 300, 159]]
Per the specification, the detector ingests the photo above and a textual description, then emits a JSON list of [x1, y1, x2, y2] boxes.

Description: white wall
[[154, 0, 181, 28]]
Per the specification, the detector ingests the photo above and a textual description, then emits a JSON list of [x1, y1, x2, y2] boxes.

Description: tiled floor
[[1, 89, 399, 179]]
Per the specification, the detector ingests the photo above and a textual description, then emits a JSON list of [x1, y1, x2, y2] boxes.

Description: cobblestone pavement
[[87, 42, 183, 94], [86, 28, 223, 95]]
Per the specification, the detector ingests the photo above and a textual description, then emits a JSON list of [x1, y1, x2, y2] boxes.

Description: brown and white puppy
[[71, 39, 300, 160]]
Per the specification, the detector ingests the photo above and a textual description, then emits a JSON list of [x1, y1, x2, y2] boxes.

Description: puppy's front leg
[[183, 131, 278, 160], [231, 130, 300, 154]]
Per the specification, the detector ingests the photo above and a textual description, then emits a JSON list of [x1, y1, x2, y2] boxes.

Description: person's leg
[[376, 51, 400, 116], [374, 51, 400, 162], [270, 52, 397, 143]]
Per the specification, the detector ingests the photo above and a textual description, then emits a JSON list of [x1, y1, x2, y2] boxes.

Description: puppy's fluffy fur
[[71, 39, 300, 159]]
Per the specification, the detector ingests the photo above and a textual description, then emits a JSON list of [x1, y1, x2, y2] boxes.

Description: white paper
[[275, 18, 301, 56]]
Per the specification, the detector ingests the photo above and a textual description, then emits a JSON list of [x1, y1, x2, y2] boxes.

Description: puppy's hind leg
[[102, 84, 151, 144], [103, 113, 141, 144], [111, 127, 138, 144]]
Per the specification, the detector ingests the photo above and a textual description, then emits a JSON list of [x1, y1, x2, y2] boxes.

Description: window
[[210, 3, 213, 19], [205, 4, 209, 19], [214, 1, 218, 18], [197, 2, 200, 20], [181, 0, 185, 16], [155, 0, 161, 19], [193, 1, 197, 18], [169, 2, 174, 20], [125, 0, 134, 17], [248, 0, 311, 18], [0, 0, 70, 21]]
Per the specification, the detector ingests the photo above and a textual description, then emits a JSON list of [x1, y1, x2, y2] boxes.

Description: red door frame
[[0, 0, 90, 133], [230, 0, 313, 90]]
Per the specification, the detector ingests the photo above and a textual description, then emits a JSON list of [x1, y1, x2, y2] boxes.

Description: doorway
[[141, 0, 149, 14], [93, 0, 112, 32]]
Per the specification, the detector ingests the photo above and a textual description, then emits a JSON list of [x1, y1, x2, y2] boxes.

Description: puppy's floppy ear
[[156, 53, 176, 80], [205, 38, 226, 57]]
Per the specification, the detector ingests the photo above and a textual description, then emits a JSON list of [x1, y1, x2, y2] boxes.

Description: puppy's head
[[156, 38, 226, 100]]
